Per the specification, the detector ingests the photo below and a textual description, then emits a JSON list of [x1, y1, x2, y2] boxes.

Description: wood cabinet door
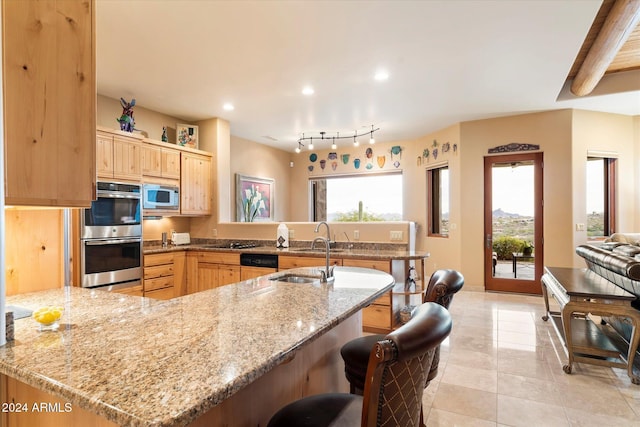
[[241, 266, 277, 281], [112, 136, 142, 181], [181, 153, 212, 215], [96, 131, 114, 179], [197, 263, 219, 292], [3, 0, 96, 206], [162, 148, 181, 179], [141, 144, 162, 177], [145, 286, 175, 300], [218, 265, 241, 286], [114, 285, 144, 297]]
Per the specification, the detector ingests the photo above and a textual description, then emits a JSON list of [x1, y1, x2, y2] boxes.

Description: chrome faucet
[[314, 221, 334, 248], [311, 236, 335, 283]]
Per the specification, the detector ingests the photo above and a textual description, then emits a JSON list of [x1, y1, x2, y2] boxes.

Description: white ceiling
[[96, 0, 639, 152]]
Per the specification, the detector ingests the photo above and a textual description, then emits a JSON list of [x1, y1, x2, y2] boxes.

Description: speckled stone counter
[[144, 242, 429, 261], [0, 267, 394, 426]]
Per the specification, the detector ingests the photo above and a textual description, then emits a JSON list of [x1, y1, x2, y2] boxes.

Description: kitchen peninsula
[[0, 267, 394, 426]]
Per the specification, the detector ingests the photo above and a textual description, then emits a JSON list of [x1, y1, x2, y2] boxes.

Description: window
[[586, 156, 616, 238], [309, 173, 403, 222], [427, 165, 449, 236]]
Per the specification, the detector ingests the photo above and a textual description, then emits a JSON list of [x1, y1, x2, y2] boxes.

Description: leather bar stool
[[267, 302, 452, 427], [340, 269, 464, 394]]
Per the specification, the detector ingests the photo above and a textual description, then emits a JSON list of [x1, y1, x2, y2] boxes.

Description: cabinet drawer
[[144, 276, 174, 291], [279, 256, 342, 269], [196, 251, 240, 265], [145, 252, 174, 267], [343, 259, 391, 273], [363, 304, 391, 329], [144, 264, 174, 280], [373, 291, 391, 306], [145, 286, 175, 300]]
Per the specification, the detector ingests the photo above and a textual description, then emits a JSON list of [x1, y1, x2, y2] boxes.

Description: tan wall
[[634, 115, 640, 231], [459, 110, 574, 288], [229, 135, 292, 222], [572, 110, 637, 267], [97, 95, 192, 141]]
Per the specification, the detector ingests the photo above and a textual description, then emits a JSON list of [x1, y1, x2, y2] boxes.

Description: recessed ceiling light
[[223, 103, 234, 111], [302, 86, 315, 96], [374, 70, 389, 81]]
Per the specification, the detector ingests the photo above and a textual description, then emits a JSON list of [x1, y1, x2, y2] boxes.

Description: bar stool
[[340, 269, 464, 394], [267, 302, 452, 427]]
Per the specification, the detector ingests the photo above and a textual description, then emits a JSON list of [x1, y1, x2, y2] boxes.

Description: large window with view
[[586, 156, 616, 239], [309, 173, 403, 222], [427, 164, 449, 237]]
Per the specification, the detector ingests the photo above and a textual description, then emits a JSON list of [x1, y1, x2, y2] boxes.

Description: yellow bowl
[[33, 306, 63, 330]]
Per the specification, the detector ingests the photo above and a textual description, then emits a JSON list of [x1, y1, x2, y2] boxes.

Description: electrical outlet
[[354, 230, 360, 240], [576, 223, 585, 231], [212, 229, 218, 237], [390, 231, 403, 241], [289, 229, 295, 239]]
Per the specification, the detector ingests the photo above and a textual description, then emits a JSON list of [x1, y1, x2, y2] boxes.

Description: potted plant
[[522, 241, 534, 256]]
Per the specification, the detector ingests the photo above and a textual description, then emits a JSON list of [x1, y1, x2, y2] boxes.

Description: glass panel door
[[484, 153, 543, 294]]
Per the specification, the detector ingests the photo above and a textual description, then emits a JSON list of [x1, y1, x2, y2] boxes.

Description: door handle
[[486, 234, 492, 249]]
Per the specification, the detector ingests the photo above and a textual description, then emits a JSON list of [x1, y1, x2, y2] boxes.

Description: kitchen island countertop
[[0, 266, 394, 426]]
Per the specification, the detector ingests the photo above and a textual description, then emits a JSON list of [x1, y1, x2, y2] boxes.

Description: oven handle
[[85, 238, 141, 246], [96, 191, 141, 199]]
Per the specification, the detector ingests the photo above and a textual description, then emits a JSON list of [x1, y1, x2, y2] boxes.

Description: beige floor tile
[[441, 363, 498, 393], [497, 353, 555, 381], [497, 343, 546, 361], [497, 395, 569, 427], [564, 406, 640, 426], [558, 379, 637, 419], [447, 348, 499, 371], [497, 372, 564, 405], [431, 383, 497, 421], [448, 335, 498, 357], [426, 408, 497, 427], [497, 330, 547, 347]]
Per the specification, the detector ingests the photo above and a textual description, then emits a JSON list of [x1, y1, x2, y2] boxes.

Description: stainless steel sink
[[270, 274, 320, 283]]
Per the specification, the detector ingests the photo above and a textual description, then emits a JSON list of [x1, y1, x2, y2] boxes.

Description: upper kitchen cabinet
[[181, 151, 212, 215], [96, 127, 142, 183], [2, 0, 96, 206], [141, 139, 181, 182]]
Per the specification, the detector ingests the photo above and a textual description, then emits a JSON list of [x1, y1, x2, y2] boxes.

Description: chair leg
[[420, 404, 426, 427]]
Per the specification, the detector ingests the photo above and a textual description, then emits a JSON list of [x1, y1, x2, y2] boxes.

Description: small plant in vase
[[522, 241, 534, 256]]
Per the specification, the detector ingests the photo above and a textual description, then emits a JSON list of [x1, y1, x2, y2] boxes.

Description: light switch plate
[[354, 230, 360, 240], [390, 231, 403, 241]]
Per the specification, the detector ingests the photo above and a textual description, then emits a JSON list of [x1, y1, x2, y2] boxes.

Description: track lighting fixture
[[294, 125, 379, 152]]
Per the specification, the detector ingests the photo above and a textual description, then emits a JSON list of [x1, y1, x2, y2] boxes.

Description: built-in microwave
[[143, 183, 179, 211]]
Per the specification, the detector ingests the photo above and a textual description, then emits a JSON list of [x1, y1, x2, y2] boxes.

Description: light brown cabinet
[[141, 141, 181, 180], [2, 0, 96, 207], [344, 259, 393, 333], [113, 284, 144, 297], [97, 128, 143, 182], [143, 252, 186, 300], [240, 266, 277, 281], [186, 251, 240, 294], [181, 152, 212, 215], [279, 256, 343, 269]]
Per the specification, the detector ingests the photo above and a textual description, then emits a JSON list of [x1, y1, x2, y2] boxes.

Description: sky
[[326, 174, 403, 215]]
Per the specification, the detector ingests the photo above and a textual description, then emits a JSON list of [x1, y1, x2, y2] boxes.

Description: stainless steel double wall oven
[[80, 182, 142, 291]]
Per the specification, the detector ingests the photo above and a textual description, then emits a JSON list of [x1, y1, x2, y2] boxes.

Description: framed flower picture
[[176, 123, 199, 149], [236, 174, 275, 222]]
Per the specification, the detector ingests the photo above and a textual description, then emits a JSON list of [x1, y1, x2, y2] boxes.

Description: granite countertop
[[144, 242, 429, 261], [0, 267, 394, 427]]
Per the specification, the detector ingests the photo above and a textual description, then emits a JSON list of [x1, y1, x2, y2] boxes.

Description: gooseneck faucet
[[314, 221, 331, 245], [311, 236, 335, 283]]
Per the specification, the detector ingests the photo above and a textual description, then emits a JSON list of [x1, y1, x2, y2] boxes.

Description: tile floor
[[422, 290, 640, 426]]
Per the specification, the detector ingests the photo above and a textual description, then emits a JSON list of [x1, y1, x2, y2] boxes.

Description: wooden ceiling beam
[[571, 0, 640, 96]]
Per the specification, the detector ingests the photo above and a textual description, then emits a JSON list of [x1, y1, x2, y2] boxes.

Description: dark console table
[[541, 266, 640, 384]]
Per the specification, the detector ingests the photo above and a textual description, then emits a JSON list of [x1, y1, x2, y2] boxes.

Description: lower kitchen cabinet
[[113, 284, 144, 297], [278, 256, 342, 269], [186, 251, 240, 294], [240, 266, 277, 281], [143, 252, 184, 300], [343, 259, 393, 333]]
